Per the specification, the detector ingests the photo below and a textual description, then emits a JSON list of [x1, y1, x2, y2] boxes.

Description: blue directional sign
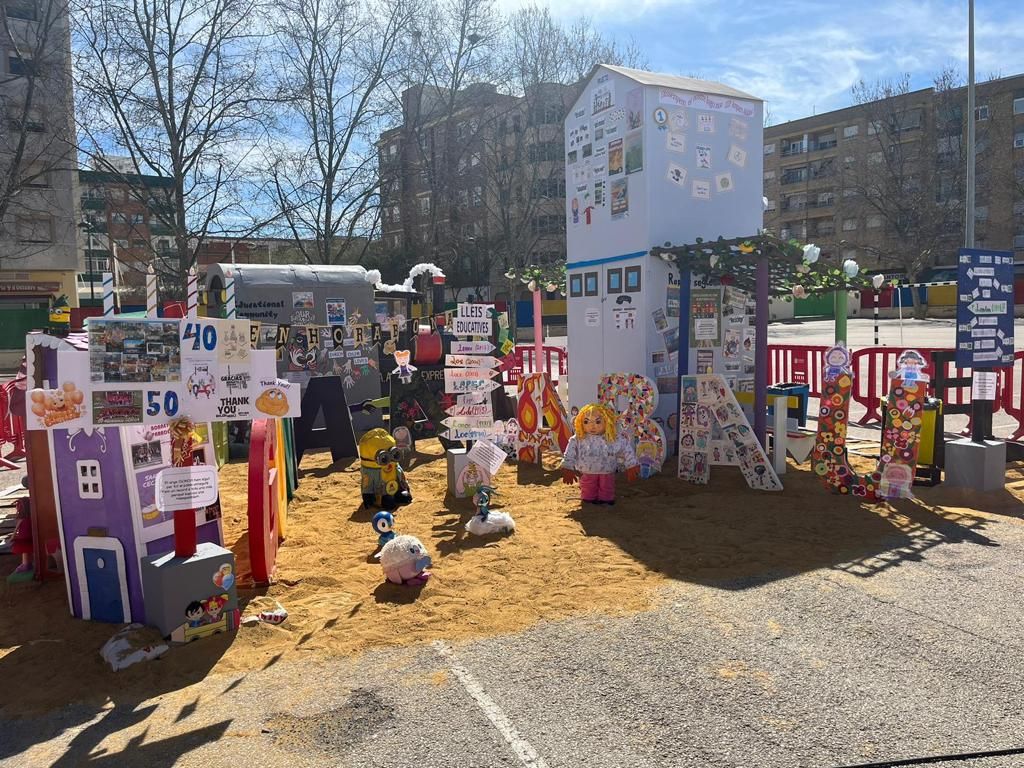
[[956, 248, 1015, 368]]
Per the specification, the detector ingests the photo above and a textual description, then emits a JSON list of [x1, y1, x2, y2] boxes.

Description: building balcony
[[149, 223, 173, 236], [81, 197, 106, 211]]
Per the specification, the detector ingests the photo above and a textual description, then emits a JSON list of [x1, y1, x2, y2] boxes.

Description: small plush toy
[[358, 428, 413, 510], [465, 485, 515, 536], [7, 498, 33, 584], [391, 349, 417, 384], [372, 510, 396, 548], [561, 403, 639, 505], [377, 534, 432, 586]]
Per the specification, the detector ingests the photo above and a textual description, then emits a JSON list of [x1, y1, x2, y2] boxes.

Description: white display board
[[564, 66, 764, 444]]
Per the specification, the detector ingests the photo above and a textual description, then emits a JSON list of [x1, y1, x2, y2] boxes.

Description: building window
[[867, 120, 881, 135], [843, 124, 859, 138], [528, 142, 562, 162], [843, 218, 858, 231], [470, 186, 482, 207], [974, 206, 989, 221], [532, 178, 565, 199], [532, 215, 563, 235], [388, 143, 398, 157], [975, 105, 990, 121], [390, 205, 400, 222], [763, 170, 775, 182], [1013, 201, 1024, 217], [843, 188, 857, 197], [4, 0, 39, 20], [1014, 131, 1024, 150], [22, 164, 49, 188], [130, 213, 144, 225], [6, 103, 44, 132], [763, 143, 775, 156], [765, 199, 776, 211], [470, 153, 480, 167], [76, 460, 103, 499], [868, 151, 884, 164], [15, 215, 52, 243], [867, 214, 883, 229], [6, 52, 36, 76], [419, 197, 430, 215], [1014, 233, 1024, 250], [1013, 97, 1024, 115]]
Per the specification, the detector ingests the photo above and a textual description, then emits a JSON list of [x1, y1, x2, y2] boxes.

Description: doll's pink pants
[[580, 472, 615, 502]]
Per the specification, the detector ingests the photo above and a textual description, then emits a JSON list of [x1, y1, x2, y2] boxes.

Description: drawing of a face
[[583, 410, 605, 435]]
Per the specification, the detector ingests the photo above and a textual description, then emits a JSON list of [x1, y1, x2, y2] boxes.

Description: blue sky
[[502, 0, 1024, 124]]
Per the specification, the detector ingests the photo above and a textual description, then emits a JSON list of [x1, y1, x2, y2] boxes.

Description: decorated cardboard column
[[187, 267, 198, 319], [533, 287, 543, 375], [146, 266, 158, 318], [169, 416, 199, 557], [224, 268, 236, 320], [102, 272, 115, 316]]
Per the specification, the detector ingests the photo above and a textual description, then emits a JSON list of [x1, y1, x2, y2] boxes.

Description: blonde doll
[[561, 403, 639, 505]]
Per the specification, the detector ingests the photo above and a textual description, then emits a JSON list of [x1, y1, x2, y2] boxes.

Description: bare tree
[[382, 1, 649, 297], [265, 0, 415, 265], [841, 71, 967, 317], [1, 0, 77, 265], [73, 0, 272, 296]]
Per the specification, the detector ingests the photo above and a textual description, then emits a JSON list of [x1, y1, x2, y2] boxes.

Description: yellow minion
[[358, 428, 412, 510]]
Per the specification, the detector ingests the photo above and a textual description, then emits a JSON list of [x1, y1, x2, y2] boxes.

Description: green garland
[[504, 264, 567, 296], [650, 234, 879, 300]]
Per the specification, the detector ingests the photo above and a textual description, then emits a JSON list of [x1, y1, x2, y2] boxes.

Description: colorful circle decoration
[[814, 344, 925, 501]]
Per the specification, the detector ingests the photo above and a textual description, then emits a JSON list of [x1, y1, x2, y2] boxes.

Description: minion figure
[[359, 428, 413, 510]]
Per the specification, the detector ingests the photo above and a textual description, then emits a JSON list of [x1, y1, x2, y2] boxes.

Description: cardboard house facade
[[565, 65, 764, 438], [27, 334, 223, 625]]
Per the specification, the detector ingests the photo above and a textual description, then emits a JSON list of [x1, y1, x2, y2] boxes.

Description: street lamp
[[77, 215, 97, 304]]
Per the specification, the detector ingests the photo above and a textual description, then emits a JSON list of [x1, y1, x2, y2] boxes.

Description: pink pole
[[533, 289, 543, 376]]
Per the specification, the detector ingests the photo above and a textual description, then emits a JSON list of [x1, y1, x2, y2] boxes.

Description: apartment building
[[764, 73, 1024, 272], [0, 0, 78, 346], [377, 81, 574, 301], [78, 162, 177, 305]]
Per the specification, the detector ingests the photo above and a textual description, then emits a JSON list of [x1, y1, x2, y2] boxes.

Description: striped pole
[[225, 269, 236, 319], [102, 271, 114, 316], [873, 289, 879, 346], [146, 265, 158, 318], [187, 267, 198, 319]]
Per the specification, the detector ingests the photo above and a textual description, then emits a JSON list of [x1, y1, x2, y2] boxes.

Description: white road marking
[[433, 640, 549, 768]]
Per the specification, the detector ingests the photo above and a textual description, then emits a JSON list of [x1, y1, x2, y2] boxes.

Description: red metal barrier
[[765, 343, 1019, 434], [1001, 351, 1024, 441], [503, 345, 567, 386], [766, 344, 828, 398]]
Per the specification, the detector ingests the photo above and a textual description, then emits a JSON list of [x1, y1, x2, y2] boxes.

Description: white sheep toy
[[377, 534, 432, 586]]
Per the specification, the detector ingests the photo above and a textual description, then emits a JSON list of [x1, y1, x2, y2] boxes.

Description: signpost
[[451, 340, 495, 355], [445, 304, 501, 443], [957, 247, 1014, 442]]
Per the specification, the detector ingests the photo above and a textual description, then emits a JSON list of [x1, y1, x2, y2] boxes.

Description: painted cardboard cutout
[[677, 374, 782, 491], [597, 373, 666, 474], [813, 344, 925, 499], [516, 373, 572, 463], [248, 419, 280, 585], [293, 375, 358, 463]]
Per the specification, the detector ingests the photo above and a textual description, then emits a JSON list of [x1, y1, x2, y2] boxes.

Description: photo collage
[[89, 319, 181, 384]]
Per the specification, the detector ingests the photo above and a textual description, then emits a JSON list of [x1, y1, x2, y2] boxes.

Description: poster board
[[27, 319, 299, 430]]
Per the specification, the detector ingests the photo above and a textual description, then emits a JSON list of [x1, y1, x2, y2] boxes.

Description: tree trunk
[[910, 274, 928, 320]]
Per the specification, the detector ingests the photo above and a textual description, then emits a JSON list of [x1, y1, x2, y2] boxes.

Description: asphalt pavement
[[5, 486, 1024, 768]]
